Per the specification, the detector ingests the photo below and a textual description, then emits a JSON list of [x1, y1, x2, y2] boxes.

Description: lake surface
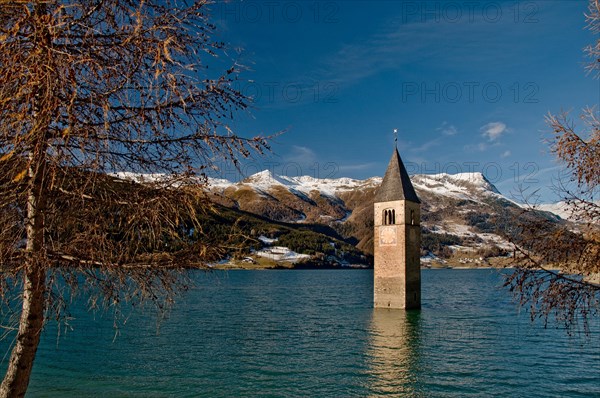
[[3, 269, 599, 397]]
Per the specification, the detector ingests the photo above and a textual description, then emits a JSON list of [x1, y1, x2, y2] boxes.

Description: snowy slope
[[114, 169, 566, 221], [209, 170, 500, 201], [537, 202, 579, 221], [412, 172, 501, 201], [231, 170, 381, 196], [537, 202, 568, 219], [207, 170, 575, 222], [111, 169, 573, 264]]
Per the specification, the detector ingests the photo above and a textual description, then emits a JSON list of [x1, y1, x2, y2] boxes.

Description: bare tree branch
[[0, 1, 270, 395]]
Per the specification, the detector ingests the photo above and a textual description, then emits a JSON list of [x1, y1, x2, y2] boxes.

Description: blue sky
[[209, 0, 599, 202]]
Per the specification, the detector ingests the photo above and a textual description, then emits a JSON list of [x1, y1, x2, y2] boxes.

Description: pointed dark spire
[[375, 148, 420, 203]]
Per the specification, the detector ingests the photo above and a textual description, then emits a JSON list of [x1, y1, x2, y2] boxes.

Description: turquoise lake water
[[2, 269, 599, 397]]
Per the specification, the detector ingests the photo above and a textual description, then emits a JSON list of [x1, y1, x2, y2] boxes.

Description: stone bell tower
[[374, 144, 421, 309]]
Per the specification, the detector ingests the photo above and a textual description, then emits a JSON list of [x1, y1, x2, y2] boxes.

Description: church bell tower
[[374, 144, 421, 309]]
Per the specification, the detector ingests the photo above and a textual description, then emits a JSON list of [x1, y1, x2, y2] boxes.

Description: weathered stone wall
[[374, 200, 421, 309]]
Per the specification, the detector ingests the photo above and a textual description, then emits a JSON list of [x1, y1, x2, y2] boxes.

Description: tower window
[[383, 208, 396, 225], [410, 210, 415, 225]]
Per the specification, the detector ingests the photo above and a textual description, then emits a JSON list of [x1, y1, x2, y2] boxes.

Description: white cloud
[[273, 145, 320, 176], [413, 138, 442, 153], [480, 122, 508, 141], [285, 145, 318, 164], [463, 142, 489, 152], [316, 11, 533, 90], [501, 150, 511, 158], [412, 122, 458, 153], [437, 122, 458, 136]]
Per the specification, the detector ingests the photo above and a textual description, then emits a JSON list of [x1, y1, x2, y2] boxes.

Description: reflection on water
[[2, 270, 597, 397], [366, 309, 422, 397]]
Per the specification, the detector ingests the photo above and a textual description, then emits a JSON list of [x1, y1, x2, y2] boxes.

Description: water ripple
[[0, 269, 597, 397]]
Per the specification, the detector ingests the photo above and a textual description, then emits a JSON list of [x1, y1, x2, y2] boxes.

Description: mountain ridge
[[209, 170, 503, 200], [205, 169, 564, 268], [113, 170, 569, 268]]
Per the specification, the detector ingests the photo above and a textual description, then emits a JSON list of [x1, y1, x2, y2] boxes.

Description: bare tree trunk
[[0, 265, 46, 398], [1, 1, 49, 387], [0, 140, 47, 397]]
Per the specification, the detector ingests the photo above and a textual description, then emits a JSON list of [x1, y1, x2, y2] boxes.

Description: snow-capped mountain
[[234, 169, 380, 196], [208, 169, 503, 201], [537, 202, 576, 221], [208, 169, 510, 217], [205, 169, 553, 259], [112, 169, 569, 267]]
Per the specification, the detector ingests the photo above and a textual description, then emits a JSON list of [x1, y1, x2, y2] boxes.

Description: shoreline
[[209, 263, 512, 271], [211, 253, 514, 271]]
